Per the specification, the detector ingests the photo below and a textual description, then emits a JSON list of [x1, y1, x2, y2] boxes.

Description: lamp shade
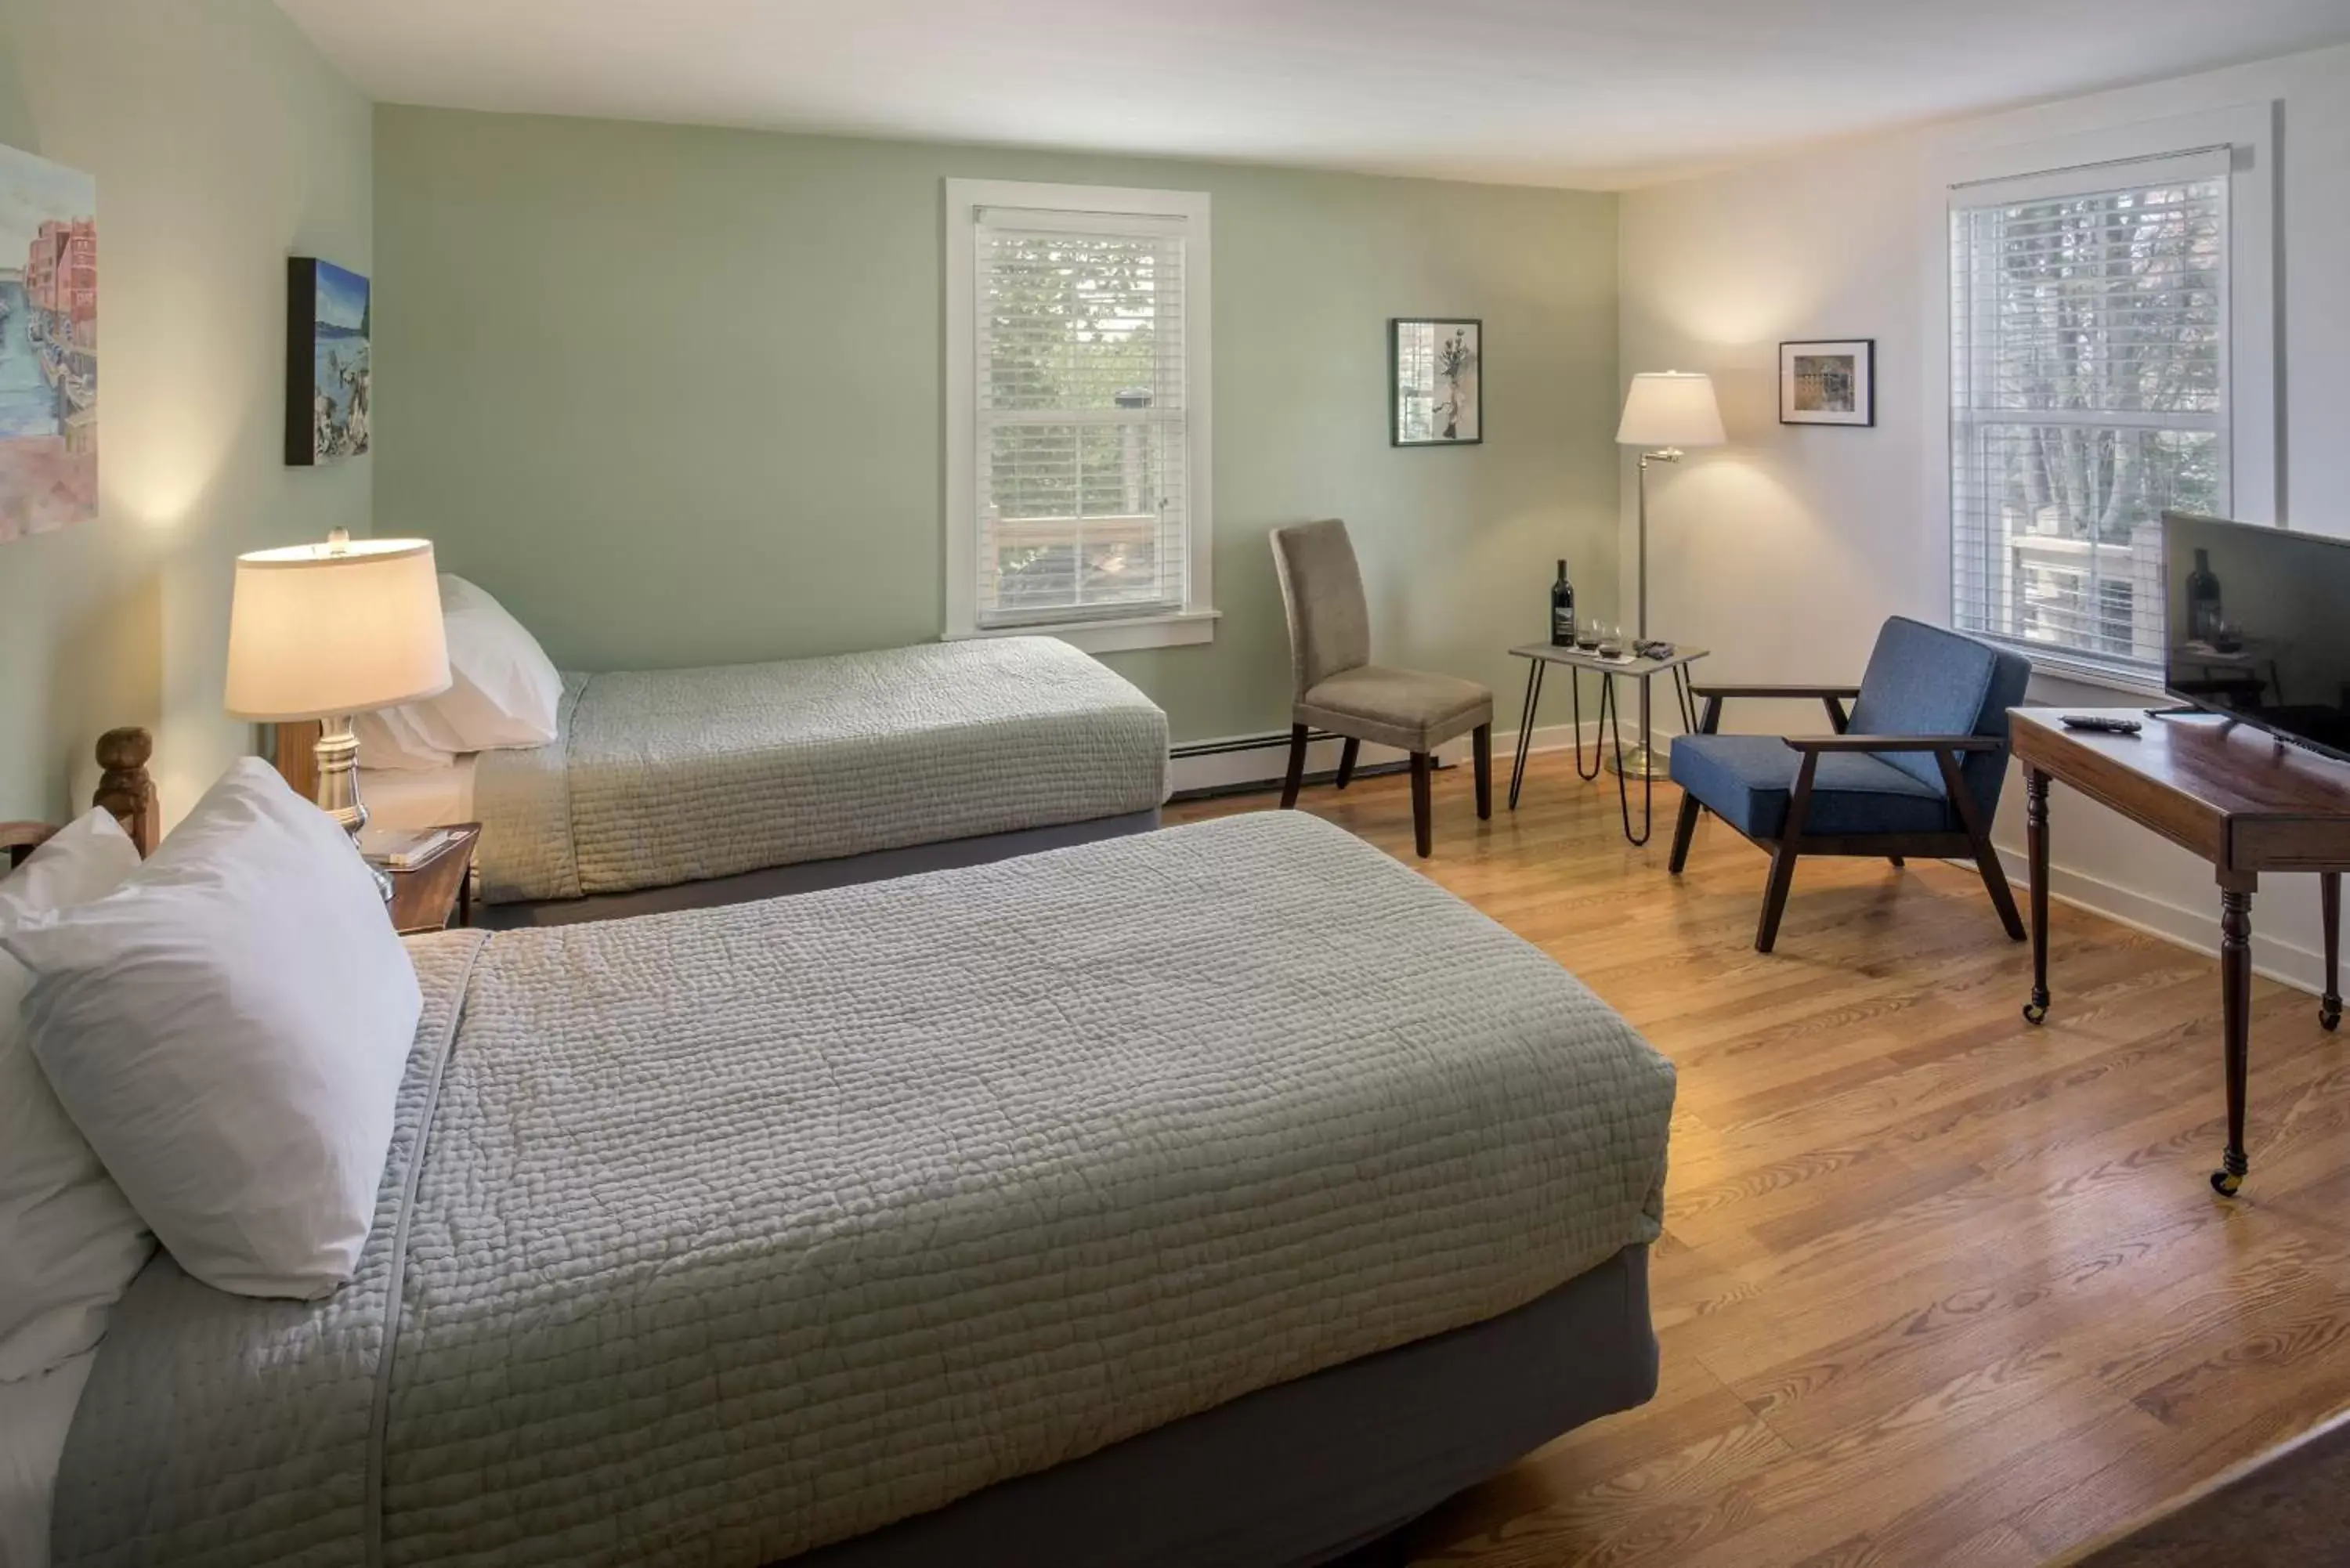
[[1616, 371, 1726, 449], [224, 537, 450, 721]]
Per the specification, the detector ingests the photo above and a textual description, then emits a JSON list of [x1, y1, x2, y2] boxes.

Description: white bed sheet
[[358, 756, 478, 834], [0, 1350, 92, 1568]]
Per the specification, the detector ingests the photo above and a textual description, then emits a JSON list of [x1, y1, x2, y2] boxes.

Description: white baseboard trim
[[1170, 721, 1604, 797], [1993, 844, 2326, 999]]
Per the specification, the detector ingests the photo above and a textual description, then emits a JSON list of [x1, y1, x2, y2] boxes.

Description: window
[[945, 180, 1214, 652], [1946, 111, 2275, 686]]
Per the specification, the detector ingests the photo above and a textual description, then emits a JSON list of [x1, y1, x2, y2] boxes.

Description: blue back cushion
[[1847, 616, 2030, 816]]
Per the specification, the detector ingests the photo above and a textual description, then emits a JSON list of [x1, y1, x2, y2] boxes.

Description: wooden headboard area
[[272, 719, 322, 803], [1, 728, 161, 869]]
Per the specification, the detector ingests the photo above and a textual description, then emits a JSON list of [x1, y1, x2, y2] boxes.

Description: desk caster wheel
[[2321, 996, 2341, 1032], [2022, 1000, 2048, 1025], [2211, 1169, 2243, 1198]]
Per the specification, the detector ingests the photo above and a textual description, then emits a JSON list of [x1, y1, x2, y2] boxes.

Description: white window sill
[[947, 609, 1219, 654], [2018, 652, 2170, 703]]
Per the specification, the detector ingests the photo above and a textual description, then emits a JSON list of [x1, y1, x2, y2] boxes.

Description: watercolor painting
[[0, 143, 99, 543], [287, 257, 371, 464], [1779, 338, 1875, 427]]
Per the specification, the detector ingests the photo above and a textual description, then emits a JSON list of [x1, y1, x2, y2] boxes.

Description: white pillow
[[0, 811, 154, 1381], [1, 761, 424, 1299], [352, 703, 456, 773], [355, 574, 559, 768]]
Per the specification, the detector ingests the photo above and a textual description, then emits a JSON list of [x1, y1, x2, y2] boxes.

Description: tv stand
[[2142, 704, 2212, 719], [2011, 707, 2350, 1197]]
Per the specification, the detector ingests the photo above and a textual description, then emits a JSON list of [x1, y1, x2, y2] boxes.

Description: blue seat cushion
[[1669, 734, 1954, 840]]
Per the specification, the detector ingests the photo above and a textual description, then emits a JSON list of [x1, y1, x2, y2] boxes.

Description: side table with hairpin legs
[[1506, 643, 1706, 846]]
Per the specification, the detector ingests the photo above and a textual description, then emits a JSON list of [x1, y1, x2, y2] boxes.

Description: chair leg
[[1887, 854, 1906, 869], [1668, 793, 1703, 875], [1756, 752, 1819, 954], [1933, 750, 2026, 942], [1409, 753, 1433, 858], [1755, 844, 1800, 953], [1280, 724, 1309, 810], [1968, 828, 2026, 941], [1334, 738, 1361, 790], [1472, 725, 1492, 821]]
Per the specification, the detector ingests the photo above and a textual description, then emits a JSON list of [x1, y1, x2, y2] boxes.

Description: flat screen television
[[2164, 511, 2350, 764]]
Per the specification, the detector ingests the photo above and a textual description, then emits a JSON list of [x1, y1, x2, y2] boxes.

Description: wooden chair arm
[[1687, 684, 1864, 701], [1783, 734, 2001, 753]]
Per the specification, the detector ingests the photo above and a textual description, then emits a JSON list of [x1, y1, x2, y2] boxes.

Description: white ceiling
[[276, 0, 2350, 189]]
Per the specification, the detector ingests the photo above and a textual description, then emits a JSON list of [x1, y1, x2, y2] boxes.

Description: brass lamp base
[[1604, 742, 1668, 781], [313, 715, 393, 905]]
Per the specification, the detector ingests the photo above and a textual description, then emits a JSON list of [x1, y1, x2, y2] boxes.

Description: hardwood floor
[[1166, 751, 2350, 1567]]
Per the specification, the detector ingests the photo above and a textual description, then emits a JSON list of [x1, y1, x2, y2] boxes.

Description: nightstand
[[381, 823, 481, 935]]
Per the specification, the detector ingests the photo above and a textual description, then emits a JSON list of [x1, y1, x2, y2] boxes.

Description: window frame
[[943, 178, 1217, 653], [1930, 103, 2278, 692]]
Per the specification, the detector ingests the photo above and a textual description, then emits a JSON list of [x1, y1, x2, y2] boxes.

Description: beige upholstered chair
[[1270, 519, 1493, 858]]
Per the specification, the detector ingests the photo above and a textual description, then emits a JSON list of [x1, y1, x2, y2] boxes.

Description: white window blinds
[[971, 206, 1191, 629], [1949, 148, 2232, 679]]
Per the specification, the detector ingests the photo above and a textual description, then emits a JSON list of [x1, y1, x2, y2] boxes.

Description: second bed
[[339, 633, 1171, 923]]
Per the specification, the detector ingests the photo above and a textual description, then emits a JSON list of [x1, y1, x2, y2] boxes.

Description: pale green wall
[[0, 0, 371, 825], [374, 108, 1619, 742]]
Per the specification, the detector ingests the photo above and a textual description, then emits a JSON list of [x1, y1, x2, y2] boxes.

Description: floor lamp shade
[[225, 538, 450, 723], [1616, 372, 1725, 450]]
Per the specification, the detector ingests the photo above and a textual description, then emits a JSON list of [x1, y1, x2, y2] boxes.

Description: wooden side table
[[381, 823, 481, 936]]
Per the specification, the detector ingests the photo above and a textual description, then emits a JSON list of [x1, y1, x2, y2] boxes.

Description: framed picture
[[1779, 339, 1874, 426], [286, 257, 372, 465], [1390, 318, 1481, 446], [0, 143, 99, 543]]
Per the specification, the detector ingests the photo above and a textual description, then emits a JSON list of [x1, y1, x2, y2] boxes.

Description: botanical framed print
[[0, 142, 99, 542], [1390, 318, 1481, 446], [286, 257, 372, 465], [1779, 339, 1874, 426]]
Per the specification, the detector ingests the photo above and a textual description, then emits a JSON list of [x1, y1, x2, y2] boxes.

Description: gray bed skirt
[[783, 1245, 1657, 1568], [475, 808, 1162, 927]]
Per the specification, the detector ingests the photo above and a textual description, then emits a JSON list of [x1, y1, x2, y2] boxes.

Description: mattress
[[52, 812, 1675, 1568], [0, 1350, 94, 1568], [356, 757, 477, 836], [472, 637, 1170, 903]]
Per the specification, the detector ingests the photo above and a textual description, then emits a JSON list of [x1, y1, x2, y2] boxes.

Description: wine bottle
[[1550, 560, 1576, 648], [2185, 547, 2223, 645]]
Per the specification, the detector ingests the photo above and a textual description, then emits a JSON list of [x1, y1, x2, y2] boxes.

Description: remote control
[[2059, 714, 2142, 736]]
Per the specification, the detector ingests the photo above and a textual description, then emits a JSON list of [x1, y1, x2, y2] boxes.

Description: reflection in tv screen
[[2164, 511, 2350, 763]]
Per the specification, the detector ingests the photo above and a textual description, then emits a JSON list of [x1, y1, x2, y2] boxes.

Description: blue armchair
[[1667, 616, 2032, 953]]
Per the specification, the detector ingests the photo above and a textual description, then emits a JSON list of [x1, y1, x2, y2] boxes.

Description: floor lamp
[[1611, 370, 1725, 779]]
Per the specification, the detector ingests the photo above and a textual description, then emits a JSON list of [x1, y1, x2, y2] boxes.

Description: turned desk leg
[[2322, 872, 2342, 1032], [2213, 882, 2254, 1197], [2023, 768, 2051, 1024]]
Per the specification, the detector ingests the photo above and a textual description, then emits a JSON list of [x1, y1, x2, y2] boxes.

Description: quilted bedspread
[[472, 637, 1170, 902], [52, 812, 1675, 1568]]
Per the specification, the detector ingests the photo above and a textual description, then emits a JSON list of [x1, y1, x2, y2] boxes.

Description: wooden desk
[[2011, 708, 2350, 1195]]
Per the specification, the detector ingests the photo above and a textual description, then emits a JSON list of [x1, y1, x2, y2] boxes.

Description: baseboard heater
[[1168, 729, 1452, 804]]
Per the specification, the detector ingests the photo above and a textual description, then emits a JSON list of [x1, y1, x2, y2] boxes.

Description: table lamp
[[1613, 370, 1725, 778], [225, 529, 450, 896]]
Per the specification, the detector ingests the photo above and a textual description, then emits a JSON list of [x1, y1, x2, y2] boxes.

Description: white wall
[[1620, 42, 2350, 990]]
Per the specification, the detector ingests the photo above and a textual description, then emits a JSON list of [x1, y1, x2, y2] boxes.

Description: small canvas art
[[0, 143, 99, 543], [1391, 318, 1482, 446], [287, 257, 371, 464], [1780, 338, 1875, 427]]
